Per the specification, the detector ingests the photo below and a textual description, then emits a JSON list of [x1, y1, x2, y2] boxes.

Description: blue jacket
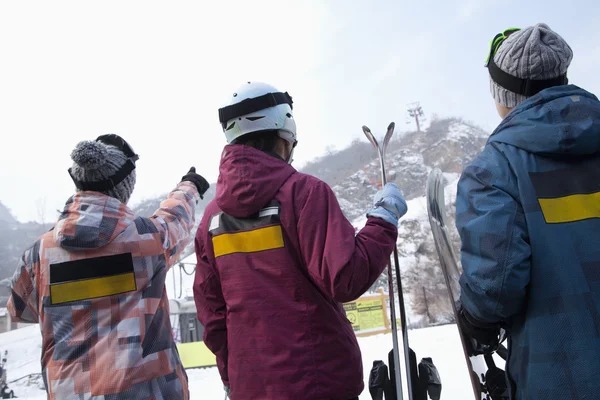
[[456, 85, 600, 400]]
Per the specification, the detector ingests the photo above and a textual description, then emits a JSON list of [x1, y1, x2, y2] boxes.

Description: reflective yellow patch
[[50, 272, 136, 304], [176, 341, 217, 368], [539, 192, 600, 223], [212, 225, 284, 257]]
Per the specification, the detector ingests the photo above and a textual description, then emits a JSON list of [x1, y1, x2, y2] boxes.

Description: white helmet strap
[[287, 146, 296, 165], [218, 91, 294, 130], [276, 130, 297, 164], [275, 130, 297, 164]]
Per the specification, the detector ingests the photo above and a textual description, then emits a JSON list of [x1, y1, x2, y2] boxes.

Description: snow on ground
[[1, 323, 477, 399], [447, 120, 489, 141], [351, 189, 453, 326], [0, 325, 46, 399], [350, 190, 430, 234]]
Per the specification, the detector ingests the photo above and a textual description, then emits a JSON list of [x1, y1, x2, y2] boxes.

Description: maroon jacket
[[193, 145, 397, 400]]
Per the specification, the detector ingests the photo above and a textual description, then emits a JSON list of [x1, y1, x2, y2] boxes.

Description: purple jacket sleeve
[[297, 180, 398, 303], [193, 233, 229, 386]]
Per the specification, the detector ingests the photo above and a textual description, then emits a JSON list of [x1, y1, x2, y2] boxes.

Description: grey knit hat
[[490, 23, 573, 108], [69, 137, 137, 204]]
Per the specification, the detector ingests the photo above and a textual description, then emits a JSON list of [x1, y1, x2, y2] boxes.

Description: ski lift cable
[[9, 372, 42, 384], [179, 262, 196, 276], [179, 264, 183, 298], [172, 266, 177, 300]]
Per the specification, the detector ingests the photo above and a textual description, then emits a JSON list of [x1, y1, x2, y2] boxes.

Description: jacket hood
[[54, 192, 134, 251], [489, 85, 600, 156], [216, 144, 296, 218]]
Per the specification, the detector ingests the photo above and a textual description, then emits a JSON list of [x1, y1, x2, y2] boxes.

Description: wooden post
[[379, 287, 390, 331]]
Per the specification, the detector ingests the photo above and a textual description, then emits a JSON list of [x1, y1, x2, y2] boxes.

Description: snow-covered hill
[[332, 118, 488, 222], [348, 175, 462, 326], [0, 205, 52, 306], [0, 203, 17, 225], [335, 119, 487, 325]]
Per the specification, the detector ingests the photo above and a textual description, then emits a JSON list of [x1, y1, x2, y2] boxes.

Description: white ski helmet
[[218, 81, 297, 145]]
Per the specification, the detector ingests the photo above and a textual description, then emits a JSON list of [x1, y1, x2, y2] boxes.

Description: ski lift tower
[[407, 102, 425, 132]]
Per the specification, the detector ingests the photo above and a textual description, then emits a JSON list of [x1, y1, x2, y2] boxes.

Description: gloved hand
[[366, 183, 408, 226], [181, 167, 210, 199], [457, 301, 506, 355]]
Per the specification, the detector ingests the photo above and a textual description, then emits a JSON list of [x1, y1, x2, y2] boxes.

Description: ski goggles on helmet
[[69, 134, 139, 192], [485, 27, 568, 97], [218, 91, 293, 130]]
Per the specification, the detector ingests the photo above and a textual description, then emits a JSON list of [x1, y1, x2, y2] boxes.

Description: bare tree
[[36, 197, 47, 225]]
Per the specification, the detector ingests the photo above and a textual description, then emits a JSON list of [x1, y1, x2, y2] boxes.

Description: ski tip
[[362, 125, 371, 134], [387, 121, 395, 131]]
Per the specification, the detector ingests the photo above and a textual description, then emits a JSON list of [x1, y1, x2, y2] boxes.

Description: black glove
[[457, 301, 505, 355], [181, 167, 209, 199]]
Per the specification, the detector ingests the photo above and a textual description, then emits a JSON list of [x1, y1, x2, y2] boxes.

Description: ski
[[363, 122, 413, 400], [425, 168, 508, 400]]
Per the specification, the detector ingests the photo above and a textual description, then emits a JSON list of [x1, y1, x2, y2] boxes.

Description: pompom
[[70, 140, 107, 169]]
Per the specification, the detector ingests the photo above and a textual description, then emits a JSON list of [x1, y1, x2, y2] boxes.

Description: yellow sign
[[176, 341, 217, 369], [343, 298, 386, 332]]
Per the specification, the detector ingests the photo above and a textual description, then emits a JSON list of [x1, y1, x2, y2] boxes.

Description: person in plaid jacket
[[7, 134, 208, 400]]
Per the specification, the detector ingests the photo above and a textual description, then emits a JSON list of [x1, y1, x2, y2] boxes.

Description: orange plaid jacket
[[7, 182, 199, 399]]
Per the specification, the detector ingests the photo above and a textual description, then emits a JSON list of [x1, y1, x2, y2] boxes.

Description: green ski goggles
[[485, 27, 521, 66], [485, 26, 568, 97]]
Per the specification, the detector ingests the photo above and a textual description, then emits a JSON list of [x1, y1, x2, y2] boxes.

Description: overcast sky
[[1, 0, 599, 222]]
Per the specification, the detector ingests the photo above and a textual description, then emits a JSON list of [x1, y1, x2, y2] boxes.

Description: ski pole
[[363, 122, 412, 400]]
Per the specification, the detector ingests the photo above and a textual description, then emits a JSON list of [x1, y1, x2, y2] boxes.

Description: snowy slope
[[332, 118, 487, 224], [1, 323, 479, 400], [350, 174, 462, 327], [337, 119, 486, 324], [0, 325, 46, 398]]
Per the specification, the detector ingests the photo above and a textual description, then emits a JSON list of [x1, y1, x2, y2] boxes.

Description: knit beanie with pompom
[[69, 138, 136, 204]]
